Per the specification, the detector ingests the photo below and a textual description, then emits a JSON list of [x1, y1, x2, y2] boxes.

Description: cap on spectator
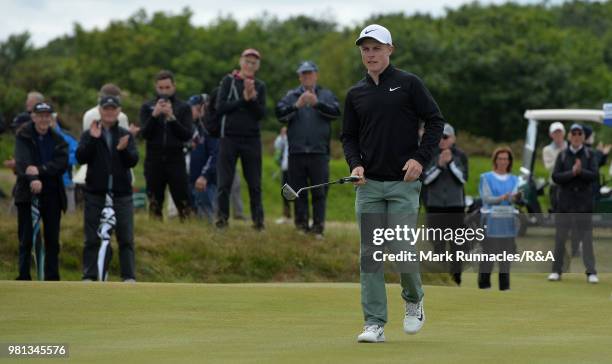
[[569, 123, 584, 132], [443, 123, 455, 136], [188, 94, 209, 106], [549, 122, 565, 135], [241, 48, 261, 59], [32, 102, 53, 114], [99, 95, 121, 108], [355, 24, 393, 46], [296, 61, 318, 74]]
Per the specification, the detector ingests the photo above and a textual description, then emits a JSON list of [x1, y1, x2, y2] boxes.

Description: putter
[[281, 176, 361, 201]]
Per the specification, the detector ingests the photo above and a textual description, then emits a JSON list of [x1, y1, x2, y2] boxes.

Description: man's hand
[[402, 159, 423, 182], [572, 158, 582, 176], [129, 124, 141, 137], [26, 165, 39, 176], [116, 135, 130, 151], [195, 176, 208, 192], [304, 91, 318, 106], [438, 149, 452, 167], [152, 99, 166, 118], [351, 166, 366, 185], [295, 93, 308, 108], [3, 158, 16, 170], [30, 180, 42, 194], [90, 121, 102, 138], [597, 142, 612, 155], [243, 79, 257, 101]]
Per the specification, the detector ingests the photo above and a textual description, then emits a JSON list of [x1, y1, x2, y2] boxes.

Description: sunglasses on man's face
[[442, 135, 450, 140], [571, 131, 583, 136]]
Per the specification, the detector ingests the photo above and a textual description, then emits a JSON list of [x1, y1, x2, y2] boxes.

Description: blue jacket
[[54, 125, 78, 187], [189, 128, 218, 185]]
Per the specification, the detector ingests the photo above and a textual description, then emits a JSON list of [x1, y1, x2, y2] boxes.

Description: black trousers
[[82, 193, 135, 280], [288, 154, 329, 233], [217, 136, 264, 225], [426, 206, 467, 284], [478, 237, 515, 290], [16, 193, 62, 281], [145, 156, 191, 220], [553, 213, 596, 275]]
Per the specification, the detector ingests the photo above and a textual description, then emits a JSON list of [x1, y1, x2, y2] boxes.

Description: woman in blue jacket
[[478, 146, 520, 290]]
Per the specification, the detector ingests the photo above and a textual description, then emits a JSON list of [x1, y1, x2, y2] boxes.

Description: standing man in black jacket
[[276, 61, 341, 237], [422, 123, 468, 285], [140, 70, 193, 220], [77, 96, 139, 282], [549, 123, 599, 284], [14, 102, 68, 280], [342, 24, 444, 343], [215, 48, 267, 230]]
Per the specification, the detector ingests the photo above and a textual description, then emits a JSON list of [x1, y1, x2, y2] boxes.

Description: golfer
[[341, 24, 444, 342]]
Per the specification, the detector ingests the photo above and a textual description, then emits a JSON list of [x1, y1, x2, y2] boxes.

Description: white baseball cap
[[549, 122, 565, 135], [355, 24, 393, 46]]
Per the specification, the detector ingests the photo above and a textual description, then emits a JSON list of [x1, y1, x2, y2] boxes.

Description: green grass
[[0, 274, 610, 363]]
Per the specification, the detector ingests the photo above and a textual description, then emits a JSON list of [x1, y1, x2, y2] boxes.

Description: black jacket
[[275, 85, 341, 155], [215, 73, 266, 138], [341, 65, 445, 181], [552, 146, 597, 212], [13, 122, 68, 209], [423, 146, 468, 208], [140, 94, 193, 160], [76, 123, 139, 197]]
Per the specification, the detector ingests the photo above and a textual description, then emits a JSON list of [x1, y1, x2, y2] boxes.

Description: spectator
[[215, 48, 267, 230], [542, 122, 566, 213], [76, 96, 138, 282], [14, 102, 68, 280], [549, 124, 599, 284], [188, 93, 218, 222], [11, 91, 44, 131], [276, 61, 341, 236], [478, 146, 520, 291], [273, 126, 290, 224], [83, 84, 130, 131], [140, 70, 194, 220], [422, 123, 468, 285]]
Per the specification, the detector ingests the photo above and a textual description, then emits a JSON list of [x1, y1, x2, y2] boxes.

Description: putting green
[[1, 274, 610, 363]]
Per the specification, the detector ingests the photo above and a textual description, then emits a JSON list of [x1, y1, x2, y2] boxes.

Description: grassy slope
[[0, 274, 611, 363]]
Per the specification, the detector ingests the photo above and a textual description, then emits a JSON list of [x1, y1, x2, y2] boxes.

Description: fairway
[[1, 274, 611, 363]]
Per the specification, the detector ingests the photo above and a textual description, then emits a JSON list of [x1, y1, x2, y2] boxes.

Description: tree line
[[2, 0, 612, 142]]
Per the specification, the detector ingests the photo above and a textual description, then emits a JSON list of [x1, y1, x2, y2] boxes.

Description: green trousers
[[356, 179, 424, 326]]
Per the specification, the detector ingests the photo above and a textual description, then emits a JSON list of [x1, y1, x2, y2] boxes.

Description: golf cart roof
[[524, 109, 604, 124]]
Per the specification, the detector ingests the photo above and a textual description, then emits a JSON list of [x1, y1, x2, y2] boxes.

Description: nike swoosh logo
[[417, 310, 423, 321], [365, 29, 376, 34], [389, 87, 401, 92]]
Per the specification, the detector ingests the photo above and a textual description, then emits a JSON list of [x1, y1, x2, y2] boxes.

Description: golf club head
[[281, 183, 299, 201]]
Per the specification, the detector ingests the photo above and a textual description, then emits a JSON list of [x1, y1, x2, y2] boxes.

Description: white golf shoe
[[548, 272, 561, 281], [404, 299, 425, 334], [587, 274, 599, 284], [357, 325, 385, 343]]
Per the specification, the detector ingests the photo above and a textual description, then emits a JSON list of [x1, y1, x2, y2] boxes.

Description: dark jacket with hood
[[76, 122, 139, 197], [14, 122, 68, 210], [215, 72, 266, 138], [552, 145, 597, 212], [140, 94, 193, 161]]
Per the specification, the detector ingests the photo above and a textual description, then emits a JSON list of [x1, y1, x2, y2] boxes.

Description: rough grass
[[0, 274, 610, 363]]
